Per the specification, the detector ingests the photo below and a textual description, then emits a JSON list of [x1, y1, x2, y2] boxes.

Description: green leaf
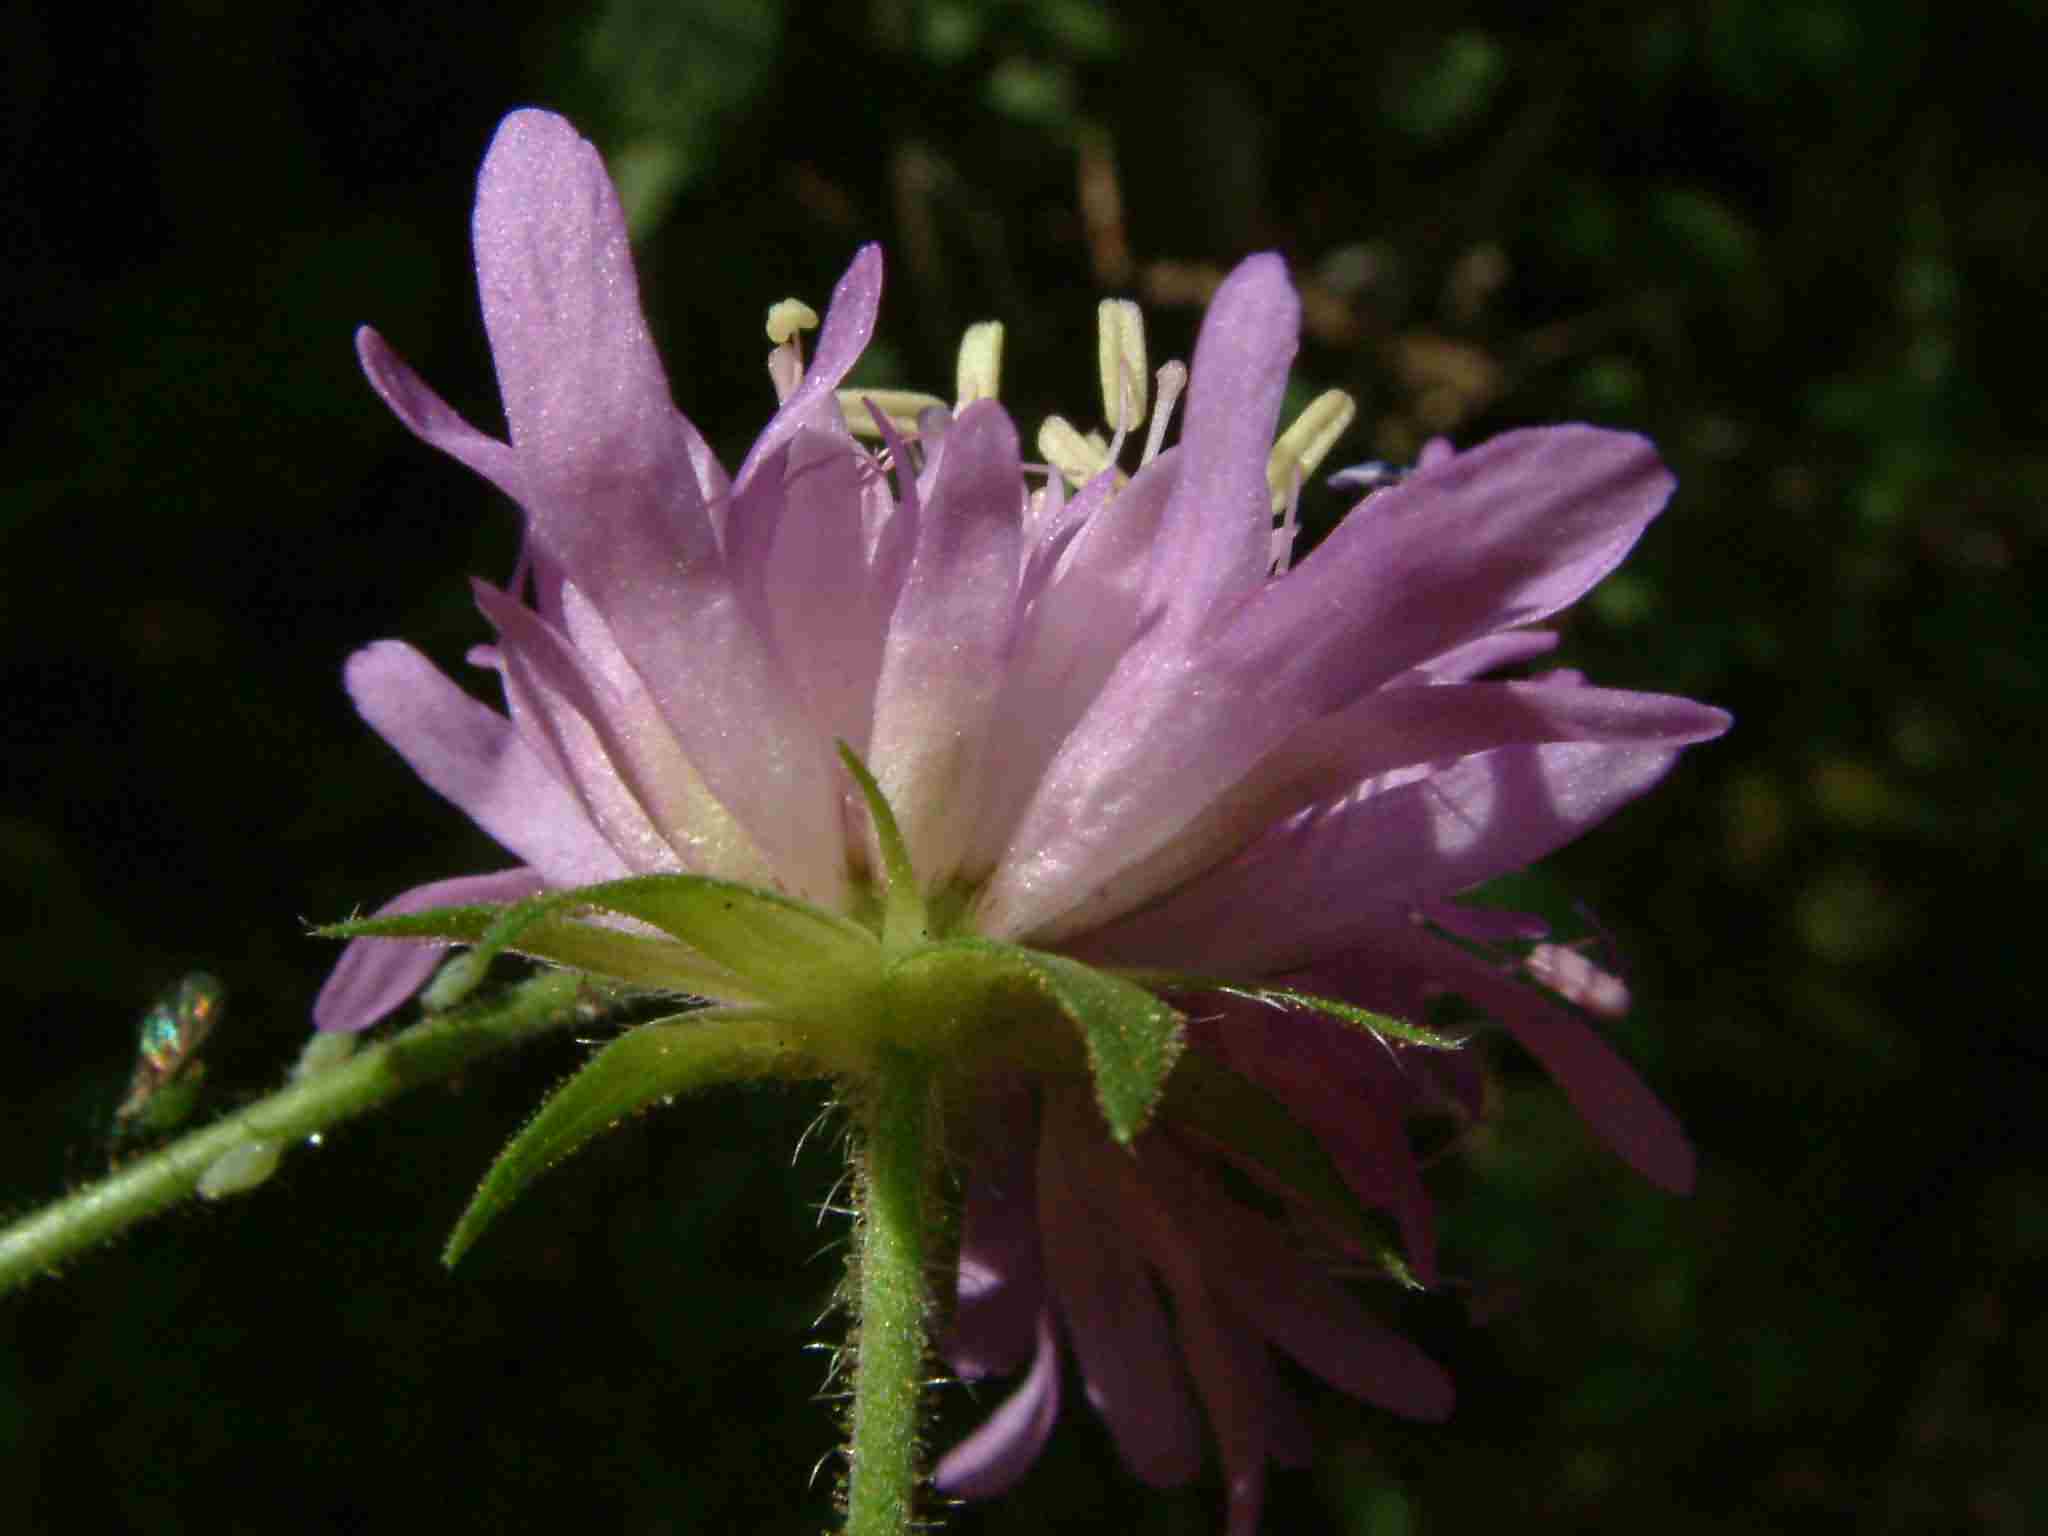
[[443, 1011, 814, 1268], [888, 940, 1184, 1143], [1161, 1051, 1420, 1287]]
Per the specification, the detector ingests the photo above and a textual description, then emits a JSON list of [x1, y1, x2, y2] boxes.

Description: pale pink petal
[[931, 1312, 1061, 1499], [344, 640, 630, 886], [313, 867, 547, 1032]]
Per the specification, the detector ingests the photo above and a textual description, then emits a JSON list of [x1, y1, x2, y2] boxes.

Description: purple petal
[[469, 592, 688, 876], [1407, 628, 1559, 683], [1142, 1132, 1453, 1419], [867, 399, 1025, 882], [1423, 901, 1549, 943], [932, 1312, 1061, 1499], [344, 640, 631, 886], [1077, 741, 1695, 974], [1065, 681, 1728, 949], [1144, 254, 1299, 636], [536, 580, 779, 885], [982, 425, 1686, 943], [946, 1088, 1044, 1379], [751, 429, 894, 756], [516, 434, 845, 902], [460, 115, 849, 898], [313, 867, 547, 1032], [1163, 1138, 1454, 1418], [470, 111, 691, 518], [1210, 426, 1674, 710], [1361, 928, 1696, 1192], [962, 453, 1180, 876], [354, 328, 521, 502], [1039, 1094, 1205, 1486], [1111, 1153, 1274, 1536], [734, 245, 884, 493], [1188, 1009, 1440, 1286]]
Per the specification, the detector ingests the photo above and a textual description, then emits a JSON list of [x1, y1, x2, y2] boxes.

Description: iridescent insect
[[113, 973, 225, 1138]]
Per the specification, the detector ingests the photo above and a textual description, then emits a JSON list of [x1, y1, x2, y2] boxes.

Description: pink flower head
[[325, 109, 1728, 1530]]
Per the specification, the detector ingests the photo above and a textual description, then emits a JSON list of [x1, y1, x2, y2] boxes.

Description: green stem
[[0, 970, 588, 1297], [844, 1047, 937, 1536]]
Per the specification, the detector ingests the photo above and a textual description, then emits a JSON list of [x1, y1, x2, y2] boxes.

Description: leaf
[[1161, 1051, 1419, 1286], [888, 940, 1185, 1144], [443, 1011, 814, 1268]]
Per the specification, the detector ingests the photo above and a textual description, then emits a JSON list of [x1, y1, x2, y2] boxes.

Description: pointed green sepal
[[1128, 973, 1465, 1051], [835, 741, 928, 950], [319, 901, 751, 999], [887, 939, 1184, 1144], [565, 875, 879, 1006], [443, 1011, 818, 1269], [1161, 1050, 1421, 1287]]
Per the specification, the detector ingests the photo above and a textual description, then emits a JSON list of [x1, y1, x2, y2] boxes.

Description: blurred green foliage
[[3, 0, 2042, 1532]]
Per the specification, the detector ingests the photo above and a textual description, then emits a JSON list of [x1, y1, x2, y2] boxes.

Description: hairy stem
[[0, 970, 588, 1296], [844, 1047, 938, 1536]]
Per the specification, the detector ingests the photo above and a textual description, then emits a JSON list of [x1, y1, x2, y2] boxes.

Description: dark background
[[4, 0, 2043, 1531]]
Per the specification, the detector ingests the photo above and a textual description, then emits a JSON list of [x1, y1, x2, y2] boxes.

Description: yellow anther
[[1096, 299, 1149, 433], [955, 321, 1005, 406], [1038, 415, 1119, 489], [1265, 389, 1357, 513], [838, 388, 950, 439], [765, 299, 820, 346]]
